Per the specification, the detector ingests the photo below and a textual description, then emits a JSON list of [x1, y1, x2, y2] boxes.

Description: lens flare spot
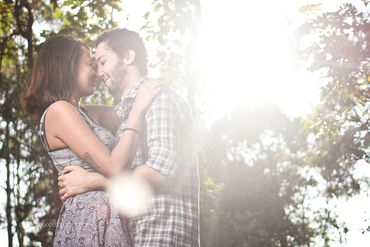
[[107, 174, 153, 217]]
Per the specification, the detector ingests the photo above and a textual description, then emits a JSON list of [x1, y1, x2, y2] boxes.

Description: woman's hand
[[132, 80, 162, 114]]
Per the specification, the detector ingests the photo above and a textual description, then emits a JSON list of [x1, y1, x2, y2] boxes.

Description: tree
[[294, 2, 370, 243], [0, 1, 121, 245], [296, 2, 369, 191], [198, 103, 320, 246]]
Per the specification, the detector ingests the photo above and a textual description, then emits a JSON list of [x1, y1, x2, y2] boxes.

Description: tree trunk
[[5, 84, 13, 247]]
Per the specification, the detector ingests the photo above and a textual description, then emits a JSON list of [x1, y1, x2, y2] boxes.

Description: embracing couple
[[23, 28, 199, 246]]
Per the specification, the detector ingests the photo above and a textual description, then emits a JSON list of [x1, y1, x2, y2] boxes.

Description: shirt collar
[[115, 77, 149, 118], [121, 77, 148, 102]]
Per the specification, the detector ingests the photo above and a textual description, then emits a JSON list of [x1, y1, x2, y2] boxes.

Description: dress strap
[[38, 104, 99, 152], [39, 108, 51, 152], [75, 106, 100, 127]]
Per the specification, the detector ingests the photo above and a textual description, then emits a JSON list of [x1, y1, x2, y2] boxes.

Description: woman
[[23, 35, 159, 246]]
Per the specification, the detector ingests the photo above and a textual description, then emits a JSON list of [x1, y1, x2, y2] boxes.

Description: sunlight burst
[[107, 174, 153, 217], [196, 1, 320, 122]]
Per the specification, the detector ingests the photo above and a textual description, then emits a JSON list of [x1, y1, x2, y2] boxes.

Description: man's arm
[[58, 166, 108, 201], [132, 164, 166, 186], [133, 91, 179, 185], [58, 165, 165, 201]]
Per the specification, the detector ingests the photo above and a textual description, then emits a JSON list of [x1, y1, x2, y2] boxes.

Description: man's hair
[[23, 35, 89, 122], [96, 28, 148, 75]]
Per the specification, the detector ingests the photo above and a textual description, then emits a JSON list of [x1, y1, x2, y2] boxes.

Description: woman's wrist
[[130, 104, 147, 118]]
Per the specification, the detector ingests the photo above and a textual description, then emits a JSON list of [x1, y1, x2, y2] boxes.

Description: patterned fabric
[[116, 78, 200, 247], [39, 106, 131, 247]]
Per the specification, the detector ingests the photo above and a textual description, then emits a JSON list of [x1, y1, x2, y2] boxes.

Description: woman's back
[[39, 105, 116, 174]]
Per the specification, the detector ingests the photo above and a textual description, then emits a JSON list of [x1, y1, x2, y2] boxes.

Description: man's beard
[[108, 60, 126, 99], [107, 78, 122, 99]]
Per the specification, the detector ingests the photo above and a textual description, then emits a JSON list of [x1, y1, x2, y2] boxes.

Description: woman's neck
[[70, 95, 81, 109]]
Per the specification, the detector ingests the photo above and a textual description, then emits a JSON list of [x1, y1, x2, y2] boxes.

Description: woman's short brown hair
[[23, 35, 89, 122]]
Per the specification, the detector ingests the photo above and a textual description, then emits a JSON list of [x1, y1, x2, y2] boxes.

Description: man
[[58, 28, 200, 246]]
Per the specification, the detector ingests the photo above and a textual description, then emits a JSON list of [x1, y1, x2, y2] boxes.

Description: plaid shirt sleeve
[[144, 91, 178, 176]]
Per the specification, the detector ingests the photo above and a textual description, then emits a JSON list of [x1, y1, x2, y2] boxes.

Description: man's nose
[[96, 65, 105, 79]]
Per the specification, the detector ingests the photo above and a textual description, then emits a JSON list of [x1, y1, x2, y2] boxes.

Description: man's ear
[[123, 49, 136, 65]]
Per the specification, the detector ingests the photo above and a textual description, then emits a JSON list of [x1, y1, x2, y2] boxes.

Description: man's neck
[[120, 71, 145, 99]]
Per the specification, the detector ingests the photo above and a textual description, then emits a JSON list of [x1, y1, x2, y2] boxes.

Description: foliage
[[199, 103, 319, 246], [141, 0, 202, 112], [295, 3, 369, 198], [293, 2, 370, 243]]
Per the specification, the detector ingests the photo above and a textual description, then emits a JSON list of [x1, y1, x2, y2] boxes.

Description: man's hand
[[58, 166, 95, 201]]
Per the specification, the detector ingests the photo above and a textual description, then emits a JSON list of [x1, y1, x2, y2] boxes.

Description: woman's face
[[74, 47, 97, 97]]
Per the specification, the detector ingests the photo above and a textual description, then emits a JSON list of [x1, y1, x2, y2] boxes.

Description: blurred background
[[0, 0, 369, 246]]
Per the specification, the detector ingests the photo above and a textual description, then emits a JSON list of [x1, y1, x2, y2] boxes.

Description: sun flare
[[196, 1, 320, 122], [107, 174, 153, 217]]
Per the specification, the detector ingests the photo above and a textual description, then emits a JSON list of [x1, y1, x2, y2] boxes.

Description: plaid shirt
[[116, 78, 200, 247]]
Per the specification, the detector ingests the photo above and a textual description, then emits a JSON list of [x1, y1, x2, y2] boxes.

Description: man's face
[[95, 41, 127, 97]]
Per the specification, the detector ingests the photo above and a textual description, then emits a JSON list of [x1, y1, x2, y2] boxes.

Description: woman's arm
[[46, 83, 160, 178], [47, 100, 145, 177]]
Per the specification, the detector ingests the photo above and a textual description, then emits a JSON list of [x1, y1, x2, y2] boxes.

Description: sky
[[197, 0, 320, 122]]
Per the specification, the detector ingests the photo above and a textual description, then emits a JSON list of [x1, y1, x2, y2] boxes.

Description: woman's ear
[[124, 50, 136, 65]]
